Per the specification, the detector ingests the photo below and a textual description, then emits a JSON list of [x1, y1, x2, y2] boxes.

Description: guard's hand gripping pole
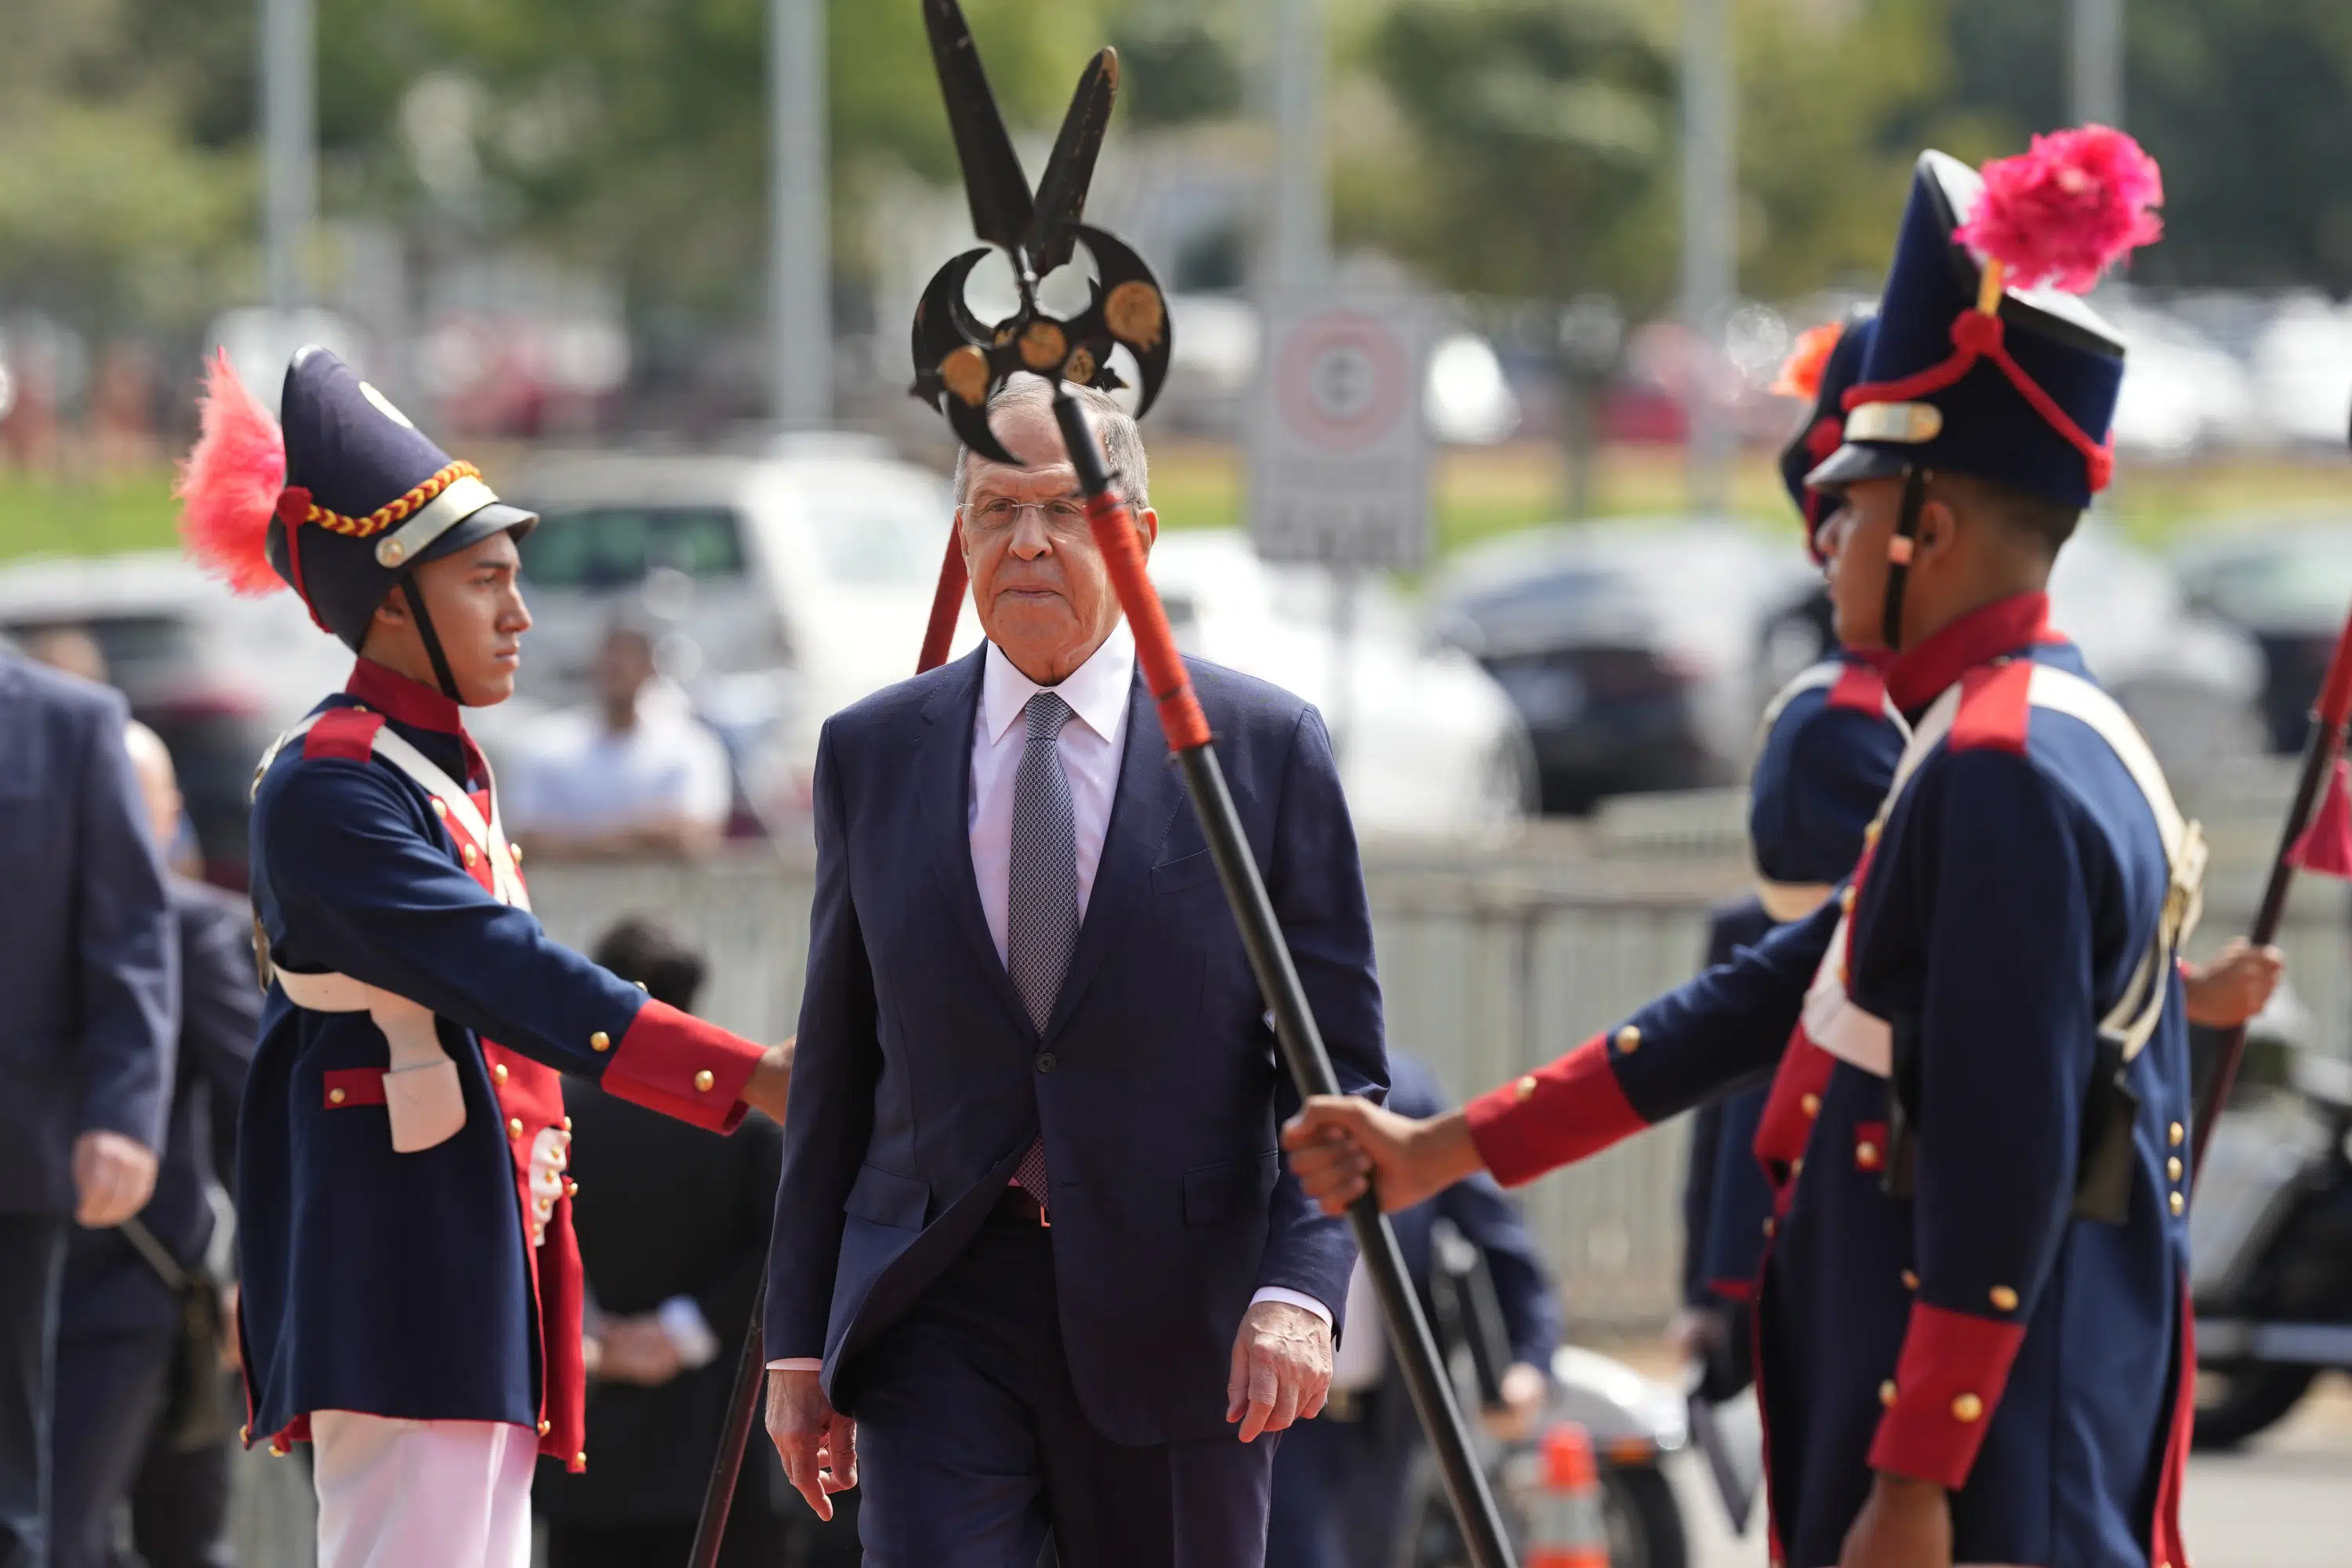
[[1051, 387, 1519, 1568], [2191, 593, 2352, 1180]]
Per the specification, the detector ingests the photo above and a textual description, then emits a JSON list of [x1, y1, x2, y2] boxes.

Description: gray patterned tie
[[1006, 691, 1077, 1214]]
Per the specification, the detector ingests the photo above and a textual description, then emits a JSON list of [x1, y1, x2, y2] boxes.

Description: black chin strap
[[1880, 466, 1929, 653], [400, 576, 463, 703]]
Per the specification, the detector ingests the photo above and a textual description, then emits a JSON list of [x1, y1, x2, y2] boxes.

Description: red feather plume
[[175, 350, 289, 596], [1955, 125, 2164, 294], [1771, 322, 1843, 401]]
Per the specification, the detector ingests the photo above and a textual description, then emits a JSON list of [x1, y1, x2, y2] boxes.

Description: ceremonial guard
[[175, 347, 791, 1568], [1290, 132, 2234, 1568], [1683, 314, 1906, 1367]]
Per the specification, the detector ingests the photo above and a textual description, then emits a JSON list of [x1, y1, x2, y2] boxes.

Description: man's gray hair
[[950, 378, 1151, 514]]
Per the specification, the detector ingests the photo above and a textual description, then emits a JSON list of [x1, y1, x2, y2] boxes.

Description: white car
[[506, 436, 963, 825], [1144, 531, 1533, 834]]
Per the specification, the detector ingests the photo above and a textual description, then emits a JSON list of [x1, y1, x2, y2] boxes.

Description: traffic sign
[[1247, 292, 1434, 569]]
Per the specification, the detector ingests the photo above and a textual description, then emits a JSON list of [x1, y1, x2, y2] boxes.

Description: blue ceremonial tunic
[[1690, 657, 1904, 1304], [235, 659, 765, 1469], [1470, 595, 2195, 1568]]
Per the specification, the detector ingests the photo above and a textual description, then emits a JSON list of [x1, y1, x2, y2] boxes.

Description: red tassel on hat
[[1772, 322, 1843, 401], [175, 350, 290, 597], [2289, 759, 2352, 879], [1955, 125, 2164, 294]]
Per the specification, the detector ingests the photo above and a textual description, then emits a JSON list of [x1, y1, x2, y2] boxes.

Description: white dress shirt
[[768, 624, 1326, 1371]]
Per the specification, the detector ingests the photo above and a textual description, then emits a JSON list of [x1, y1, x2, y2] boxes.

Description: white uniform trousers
[[310, 1410, 537, 1568]]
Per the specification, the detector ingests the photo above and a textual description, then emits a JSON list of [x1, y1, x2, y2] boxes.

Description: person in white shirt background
[[506, 624, 734, 860]]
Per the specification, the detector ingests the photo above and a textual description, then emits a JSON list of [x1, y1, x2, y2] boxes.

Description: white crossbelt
[[1752, 662, 1911, 923], [1801, 663, 2206, 1079], [256, 712, 532, 1153]]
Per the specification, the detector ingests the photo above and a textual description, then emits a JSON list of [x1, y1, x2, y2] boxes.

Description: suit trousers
[[0, 1214, 67, 1568], [310, 1411, 537, 1568], [849, 1213, 1279, 1568], [49, 1326, 171, 1568], [1263, 1397, 1414, 1568]]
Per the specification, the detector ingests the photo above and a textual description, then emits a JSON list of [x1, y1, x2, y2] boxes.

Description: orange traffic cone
[[1512, 1421, 1610, 1568]]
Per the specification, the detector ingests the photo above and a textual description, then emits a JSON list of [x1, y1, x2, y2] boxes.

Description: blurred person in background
[[533, 917, 796, 1568], [0, 639, 177, 1568], [51, 723, 256, 1568], [506, 626, 733, 860], [1265, 1054, 1558, 1568], [21, 627, 109, 688]]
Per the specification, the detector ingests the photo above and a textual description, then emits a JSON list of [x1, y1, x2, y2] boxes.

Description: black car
[[1431, 521, 1817, 814], [2174, 519, 2352, 753]]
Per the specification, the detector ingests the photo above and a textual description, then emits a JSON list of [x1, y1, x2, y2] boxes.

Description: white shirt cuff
[[1250, 1287, 1334, 1327], [766, 1358, 824, 1372], [655, 1296, 722, 1370]]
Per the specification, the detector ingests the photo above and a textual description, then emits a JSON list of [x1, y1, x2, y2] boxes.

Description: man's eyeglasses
[[965, 495, 1088, 535]]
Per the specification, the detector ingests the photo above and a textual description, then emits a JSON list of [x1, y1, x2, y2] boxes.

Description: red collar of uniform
[[1885, 592, 2053, 714], [346, 657, 466, 735]]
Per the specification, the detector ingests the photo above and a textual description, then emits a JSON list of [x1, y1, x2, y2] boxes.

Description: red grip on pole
[[1084, 492, 1211, 751], [918, 528, 969, 674], [2318, 601, 2352, 731]]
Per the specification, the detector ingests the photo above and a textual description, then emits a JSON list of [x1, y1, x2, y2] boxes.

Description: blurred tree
[[0, 0, 252, 337], [1934, 0, 2352, 292]]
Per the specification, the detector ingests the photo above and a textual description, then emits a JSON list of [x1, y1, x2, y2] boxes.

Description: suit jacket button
[[1800, 1093, 1821, 1118], [1514, 1074, 1538, 1102], [1878, 1380, 1897, 1407], [430, 798, 448, 817], [463, 844, 479, 867], [538, 1420, 551, 1436], [694, 1069, 715, 1092], [2169, 1121, 2185, 1147], [1036, 1052, 1058, 1073], [1951, 1393, 1984, 1423], [492, 1064, 509, 1086], [1613, 1025, 1640, 1054], [509, 1118, 525, 1140], [2170, 1191, 2186, 1216], [328, 1087, 347, 1105], [2167, 1156, 2183, 1181], [590, 1033, 611, 1052]]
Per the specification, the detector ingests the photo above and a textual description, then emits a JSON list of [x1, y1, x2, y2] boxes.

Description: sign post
[[1248, 293, 1436, 572]]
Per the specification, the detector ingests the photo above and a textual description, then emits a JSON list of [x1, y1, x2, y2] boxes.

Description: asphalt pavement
[[1677, 1374, 2352, 1567]]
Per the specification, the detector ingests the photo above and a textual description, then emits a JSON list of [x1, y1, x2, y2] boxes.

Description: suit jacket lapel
[[1044, 668, 1189, 1041], [916, 648, 1035, 1037]]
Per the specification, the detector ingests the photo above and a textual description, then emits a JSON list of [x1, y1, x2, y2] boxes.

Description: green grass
[[5, 444, 2344, 571], [0, 467, 180, 562]]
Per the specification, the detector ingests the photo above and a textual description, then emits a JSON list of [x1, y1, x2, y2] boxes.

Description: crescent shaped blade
[[1072, 224, 1173, 419], [1028, 49, 1120, 275], [911, 249, 995, 407], [947, 383, 1019, 466]]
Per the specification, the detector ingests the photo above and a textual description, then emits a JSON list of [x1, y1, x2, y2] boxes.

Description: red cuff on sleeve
[[1463, 1034, 1647, 1188], [1867, 1300, 2028, 1490], [599, 998, 764, 1134]]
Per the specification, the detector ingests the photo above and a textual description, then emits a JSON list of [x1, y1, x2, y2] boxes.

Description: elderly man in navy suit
[[0, 648, 177, 1568], [765, 379, 1388, 1567]]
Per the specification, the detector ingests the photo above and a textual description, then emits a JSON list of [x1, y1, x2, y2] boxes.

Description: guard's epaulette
[[303, 706, 388, 764], [1826, 662, 1889, 715], [1947, 660, 2034, 755]]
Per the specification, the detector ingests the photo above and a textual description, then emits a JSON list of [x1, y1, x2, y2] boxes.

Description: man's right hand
[[71, 1130, 159, 1229], [1280, 1099, 1486, 1215], [767, 1368, 857, 1521]]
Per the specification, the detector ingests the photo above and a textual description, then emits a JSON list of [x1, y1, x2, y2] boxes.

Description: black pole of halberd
[[688, 1271, 769, 1568], [1050, 389, 1518, 1568]]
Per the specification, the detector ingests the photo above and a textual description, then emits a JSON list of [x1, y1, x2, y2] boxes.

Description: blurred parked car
[[506, 435, 960, 827], [2174, 517, 2352, 753], [1430, 521, 1817, 813], [0, 554, 351, 886], [1145, 532, 1532, 833]]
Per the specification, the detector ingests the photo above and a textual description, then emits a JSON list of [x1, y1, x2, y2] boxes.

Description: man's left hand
[[1225, 1300, 1331, 1443], [71, 1130, 158, 1229], [1838, 1473, 1951, 1568]]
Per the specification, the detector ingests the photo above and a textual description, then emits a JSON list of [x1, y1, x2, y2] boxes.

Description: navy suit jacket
[[0, 652, 176, 1215], [768, 645, 1389, 1446], [65, 877, 260, 1336]]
